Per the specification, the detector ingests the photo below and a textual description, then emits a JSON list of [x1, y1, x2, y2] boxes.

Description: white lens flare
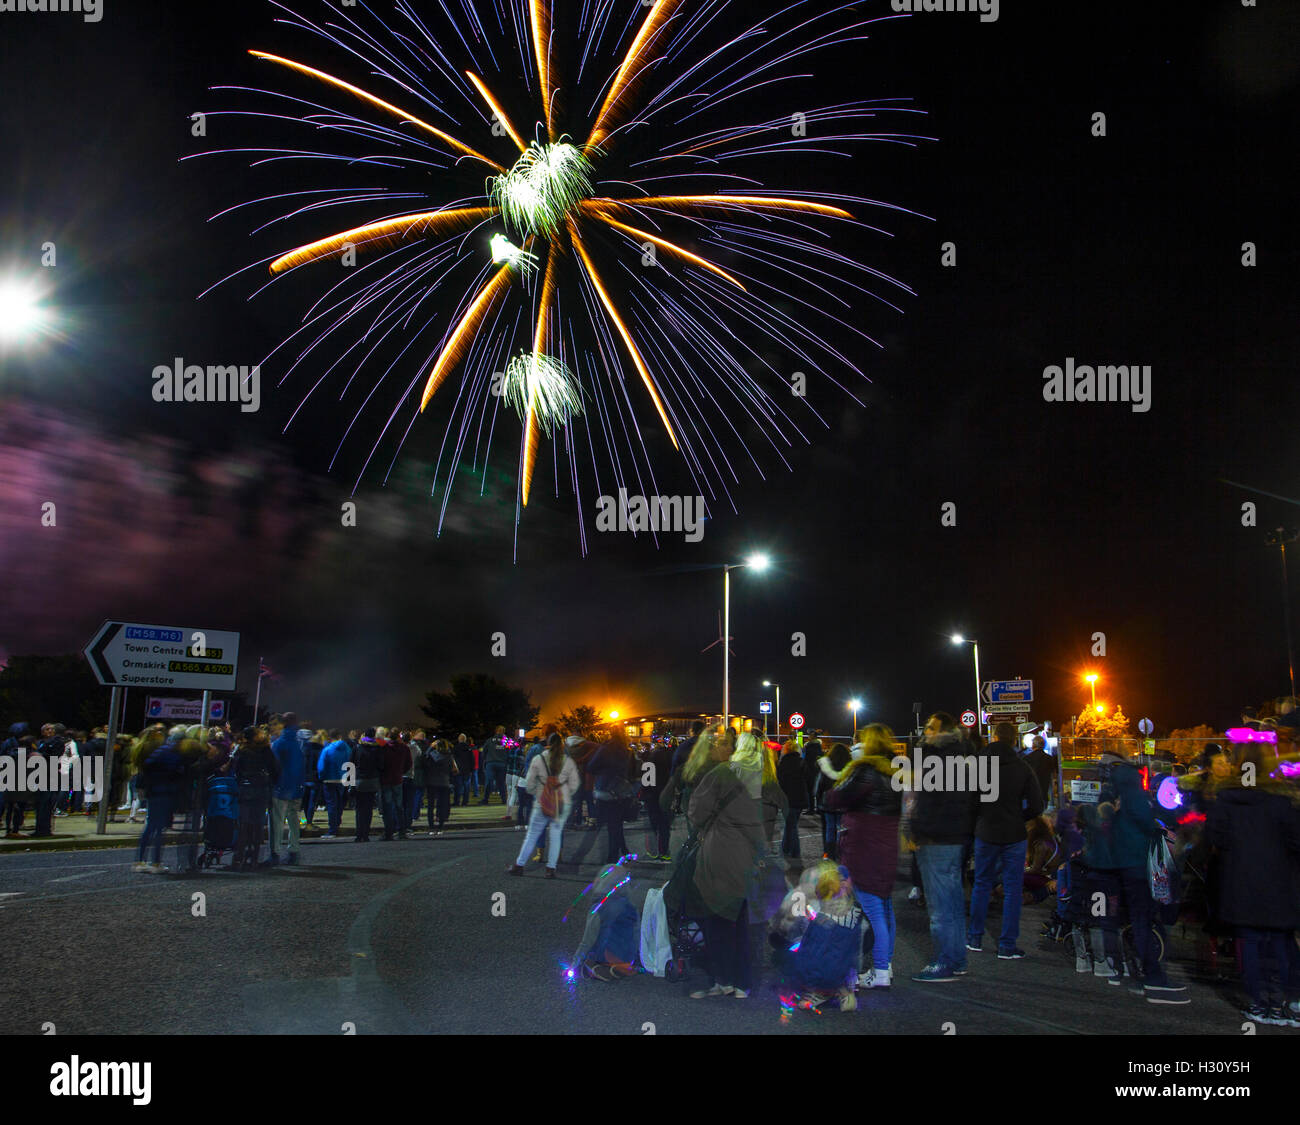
[[489, 233, 539, 275], [0, 280, 46, 343]]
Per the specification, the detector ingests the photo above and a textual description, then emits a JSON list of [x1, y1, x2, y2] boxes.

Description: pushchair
[[197, 774, 238, 868]]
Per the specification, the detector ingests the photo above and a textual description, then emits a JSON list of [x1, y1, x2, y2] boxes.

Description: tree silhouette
[[420, 673, 539, 739]]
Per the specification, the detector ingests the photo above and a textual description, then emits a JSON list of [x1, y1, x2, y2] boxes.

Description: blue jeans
[[917, 844, 966, 971], [137, 793, 175, 863], [822, 812, 842, 858], [380, 785, 403, 837], [515, 803, 565, 868], [323, 783, 344, 833], [407, 783, 424, 825], [968, 838, 1028, 952], [483, 762, 507, 803], [854, 890, 897, 970]]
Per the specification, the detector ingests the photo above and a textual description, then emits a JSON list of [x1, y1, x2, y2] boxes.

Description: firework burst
[[194, 0, 931, 550]]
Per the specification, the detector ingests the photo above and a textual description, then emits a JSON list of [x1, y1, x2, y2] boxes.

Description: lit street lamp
[[951, 634, 982, 737], [848, 698, 862, 737], [763, 679, 782, 740], [721, 553, 770, 729], [1084, 673, 1098, 709]]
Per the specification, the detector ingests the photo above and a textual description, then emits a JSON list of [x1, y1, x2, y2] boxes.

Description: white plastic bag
[[640, 885, 672, 977]]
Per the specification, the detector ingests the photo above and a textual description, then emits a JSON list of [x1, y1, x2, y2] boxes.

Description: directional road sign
[[981, 679, 1033, 704], [84, 621, 241, 692]]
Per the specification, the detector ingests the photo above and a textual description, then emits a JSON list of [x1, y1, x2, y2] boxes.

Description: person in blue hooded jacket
[[1089, 751, 1189, 1004], [133, 728, 187, 873], [271, 713, 305, 864], [317, 730, 352, 837]]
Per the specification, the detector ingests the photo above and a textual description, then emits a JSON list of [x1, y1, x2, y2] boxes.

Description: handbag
[[1148, 836, 1173, 905], [662, 776, 743, 913]]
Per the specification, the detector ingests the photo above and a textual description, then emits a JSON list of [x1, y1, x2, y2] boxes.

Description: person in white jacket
[[507, 733, 580, 878]]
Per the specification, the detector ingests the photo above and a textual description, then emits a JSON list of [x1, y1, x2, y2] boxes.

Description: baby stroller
[[197, 774, 238, 868]]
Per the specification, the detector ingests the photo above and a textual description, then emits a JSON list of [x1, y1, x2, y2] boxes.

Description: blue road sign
[[759, 701, 773, 714], [982, 679, 1033, 704]]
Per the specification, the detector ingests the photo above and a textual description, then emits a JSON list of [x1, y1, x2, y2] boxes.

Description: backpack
[[539, 756, 565, 819]]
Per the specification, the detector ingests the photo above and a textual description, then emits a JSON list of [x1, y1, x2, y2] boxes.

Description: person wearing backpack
[[508, 733, 579, 878]]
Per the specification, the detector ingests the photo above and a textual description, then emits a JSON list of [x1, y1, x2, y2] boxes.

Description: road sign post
[[94, 686, 123, 836]]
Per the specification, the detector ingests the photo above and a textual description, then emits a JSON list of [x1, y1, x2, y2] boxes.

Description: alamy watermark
[[595, 488, 705, 543], [891, 745, 1001, 803], [0, 0, 102, 22], [1042, 358, 1151, 413], [891, 0, 998, 23], [152, 359, 260, 413], [0, 751, 102, 801]]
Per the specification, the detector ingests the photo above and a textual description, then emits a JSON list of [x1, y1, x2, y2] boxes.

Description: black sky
[[1, 0, 1297, 734]]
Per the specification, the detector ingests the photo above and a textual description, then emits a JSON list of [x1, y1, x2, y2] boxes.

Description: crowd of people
[[5, 705, 1300, 1021]]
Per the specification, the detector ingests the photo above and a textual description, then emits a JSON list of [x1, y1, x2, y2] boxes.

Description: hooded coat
[[1207, 781, 1300, 929], [687, 761, 778, 921], [910, 730, 980, 846], [823, 755, 902, 897]]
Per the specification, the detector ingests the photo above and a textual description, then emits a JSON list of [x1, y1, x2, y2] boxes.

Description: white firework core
[[489, 141, 596, 239], [504, 351, 583, 433], [489, 232, 539, 274]]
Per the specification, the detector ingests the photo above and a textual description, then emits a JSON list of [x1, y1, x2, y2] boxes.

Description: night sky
[[1, 0, 1297, 734]]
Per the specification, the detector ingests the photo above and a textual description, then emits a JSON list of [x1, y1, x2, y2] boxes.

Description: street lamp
[[721, 553, 771, 730], [951, 634, 982, 737], [1084, 673, 1098, 709], [0, 278, 48, 345], [763, 679, 782, 740], [848, 698, 862, 737], [1265, 528, 1299, 703]]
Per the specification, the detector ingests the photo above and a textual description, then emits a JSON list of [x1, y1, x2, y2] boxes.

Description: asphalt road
[[0, 815, 1280, 1036]]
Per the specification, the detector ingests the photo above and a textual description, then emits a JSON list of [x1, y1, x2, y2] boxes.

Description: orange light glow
[[420, 260, 520, 411], [465, 71, 527, 152], [582, 205, 746, 290], [269, 207, 496, 274]]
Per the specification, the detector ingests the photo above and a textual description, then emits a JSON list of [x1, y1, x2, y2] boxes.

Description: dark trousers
[[598, 798, 629, 862], [1238, 926, 1295, 1007], [407, 783, 423, 825], [324, 783, 344, 833], [1107, 865, 1165, 985], [482, 763, 507, 803], [425, 786, 451, 829], [702, 901, 752, 991], [454, 774, 473, 805], [137, 793, 176, 863], [781, 808, 802, 858], [355, 791, 377, 840], [380, 785, 403, 837], [2, 795, 26, 833], [646, 796, 671, 854], [302, 783, 319, 822], [33, 793, 55, 836]]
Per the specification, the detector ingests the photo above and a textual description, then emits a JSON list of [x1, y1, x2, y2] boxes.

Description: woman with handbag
[[687, 731, 784, 999]]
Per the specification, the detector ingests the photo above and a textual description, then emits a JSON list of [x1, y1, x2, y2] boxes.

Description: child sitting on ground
[[770, 860, 863, 1011]]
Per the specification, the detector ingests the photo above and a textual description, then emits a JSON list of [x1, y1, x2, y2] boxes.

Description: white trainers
[[907, 886, 921, 902], [132, 861, 149, 873], [866, 966, 892, 988], [148, 862, 167, 874], [1076, 955, 1092, 974]]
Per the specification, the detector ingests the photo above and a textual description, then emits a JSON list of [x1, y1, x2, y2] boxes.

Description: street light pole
[[723, 565, 731, 729], [972, 641, 982, 739]]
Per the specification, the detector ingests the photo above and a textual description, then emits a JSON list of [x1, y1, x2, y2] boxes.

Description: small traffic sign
[[960, 710, 977, 728], [985, 702, 1031, 714], [788, 712, 805, 730], [758, 701, 773, 714], [984, 710, 1027, 726], [1138, 718, 1154, 736]]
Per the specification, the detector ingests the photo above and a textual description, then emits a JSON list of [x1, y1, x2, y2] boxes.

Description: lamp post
[[1085, 673, 1098, 710], [763, 679, 782, 740], [951, 634, 981, 737], [1265, 528, 1299, 703], [848, 698, 862, 739], [722, 554, 770, 730]]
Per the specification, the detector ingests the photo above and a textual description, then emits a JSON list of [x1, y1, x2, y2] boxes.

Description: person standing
[[317, 730, 351, 838], [588, 729, 637, 863], [965, 722, 1044, 961], [479, 726, 509, 808], [1023, 734, 1056, 811], [909, 713, 980, 983], [233, 726, 279, 871], [407, 729, 430, 827], [133, 727, 187, 873], [815, 743, 852, 860], [271, 712, 305, 865], [1207, 741, 1299, 1022], [452, 734, 475, 806], [642, 737, 675, 860], [824, 724, 903, 987], [31, 723, 67, 838], [378, 728, 410, 841], [301, 728, 325, 828], [354, 729, 384, 842], [418, 737, 456, 836], [507, 734, 580, 877]]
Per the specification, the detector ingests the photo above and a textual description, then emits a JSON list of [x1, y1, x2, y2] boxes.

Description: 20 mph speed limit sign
[[788, 712, 805, 730], [960, 710, 977, 728]]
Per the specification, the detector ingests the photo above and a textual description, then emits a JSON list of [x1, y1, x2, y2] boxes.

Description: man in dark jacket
[[909, 713, 980, 982], [354, 731, 384, 841], [776, 744, 806, 858], [1207, 746, 1300, 1022], [966, 723, 1044, 959], [1023, 734, 1056, 810], [479, 726, 509, 807], [31, 723, 67, 837], [379, 728, 411, 840]]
